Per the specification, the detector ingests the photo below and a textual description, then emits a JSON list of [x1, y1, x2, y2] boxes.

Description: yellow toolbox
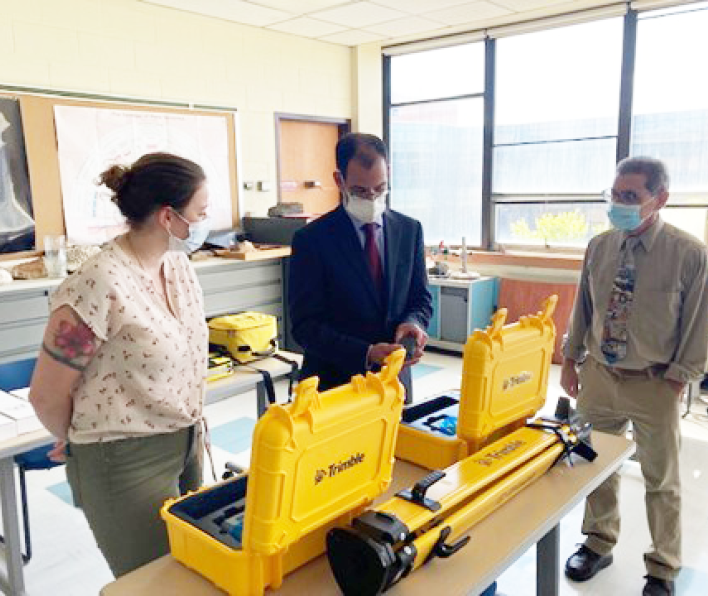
[[161, 350, 406, 596], [396, 295, 557, 469]]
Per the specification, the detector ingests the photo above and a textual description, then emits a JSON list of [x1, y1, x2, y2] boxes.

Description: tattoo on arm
[[42, 311, 99, 371]]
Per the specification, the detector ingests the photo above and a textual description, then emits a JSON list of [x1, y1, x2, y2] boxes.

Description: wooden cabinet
[[496, 278, 577, 364]]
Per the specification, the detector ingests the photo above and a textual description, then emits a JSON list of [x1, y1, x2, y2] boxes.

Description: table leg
[[256, 381, 267, 419], [683, 379, 700, 418], [536, 524, 559, 596], [0, 457, 26, 595]]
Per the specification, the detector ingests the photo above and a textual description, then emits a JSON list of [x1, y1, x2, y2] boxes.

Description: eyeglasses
[[348, 188, 388, 201], [601, 188, 649, 206]]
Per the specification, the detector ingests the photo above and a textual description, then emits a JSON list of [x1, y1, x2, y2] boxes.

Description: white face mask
[[168, 210, 211, 253], [343, 190, 387, 224]]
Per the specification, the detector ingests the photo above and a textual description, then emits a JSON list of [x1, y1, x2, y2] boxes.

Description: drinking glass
[[43, 235, 68, 278]]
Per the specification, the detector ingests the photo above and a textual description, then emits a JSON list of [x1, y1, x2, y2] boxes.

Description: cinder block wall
[[0, 0, 353, 216]]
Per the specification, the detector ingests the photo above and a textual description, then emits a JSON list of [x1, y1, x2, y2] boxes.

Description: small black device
[[400, 336, 416, 361]]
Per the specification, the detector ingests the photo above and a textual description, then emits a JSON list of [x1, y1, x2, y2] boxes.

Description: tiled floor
[[11, 350, 708, 595]]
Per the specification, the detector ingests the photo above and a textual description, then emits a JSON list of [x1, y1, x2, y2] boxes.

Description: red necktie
[[363, 223, 383, 294]]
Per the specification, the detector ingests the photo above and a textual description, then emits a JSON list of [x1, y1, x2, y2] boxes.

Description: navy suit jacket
[[288, 205, 432, 397]]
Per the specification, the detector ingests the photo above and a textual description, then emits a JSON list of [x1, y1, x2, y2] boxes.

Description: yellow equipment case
[[208, 312, 278, 364], [396, 295, 558, 469], [161, 350, 406, 596]]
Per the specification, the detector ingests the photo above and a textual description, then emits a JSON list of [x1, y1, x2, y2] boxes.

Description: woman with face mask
[[29, 152, 210, 578]]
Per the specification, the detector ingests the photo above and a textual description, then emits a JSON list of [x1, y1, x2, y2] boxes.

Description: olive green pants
[[577, 357, 682, 581], [66, 425, 202, 578]]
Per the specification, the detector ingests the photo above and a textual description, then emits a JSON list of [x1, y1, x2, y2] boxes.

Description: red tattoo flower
[[55, 320, 96, 360]]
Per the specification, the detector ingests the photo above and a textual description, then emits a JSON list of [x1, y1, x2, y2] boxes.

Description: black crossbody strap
[[272, 353, 299, 401], [241, 364, 277, 405]]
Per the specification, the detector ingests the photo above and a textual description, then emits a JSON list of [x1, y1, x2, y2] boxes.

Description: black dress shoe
[[565, 545, 613, 582], [643, 575, 675, 596]]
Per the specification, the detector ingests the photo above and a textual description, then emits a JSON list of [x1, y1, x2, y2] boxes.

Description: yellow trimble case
[[396, 295, 557, 469], [208, 311, 278, 363], [161, 350, 406, 596]]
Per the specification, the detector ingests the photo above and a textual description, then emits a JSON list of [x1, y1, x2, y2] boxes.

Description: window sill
[[430, 249, 583, 271], [471, 250, 582, 270]]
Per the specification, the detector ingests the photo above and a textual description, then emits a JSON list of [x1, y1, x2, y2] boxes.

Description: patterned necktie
[[601, 236, 638, 364], [363, 223, 383, 294]]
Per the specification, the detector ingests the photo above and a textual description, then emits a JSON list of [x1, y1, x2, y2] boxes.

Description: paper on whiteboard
[[54, 105, 233, 245]]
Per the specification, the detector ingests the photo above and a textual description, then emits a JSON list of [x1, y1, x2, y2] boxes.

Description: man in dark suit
[[288, 133, 432, 402]]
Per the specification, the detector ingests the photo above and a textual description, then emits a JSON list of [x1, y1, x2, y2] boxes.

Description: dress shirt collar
[[343, 204, 385, 231], [623, 215, 664, 253]]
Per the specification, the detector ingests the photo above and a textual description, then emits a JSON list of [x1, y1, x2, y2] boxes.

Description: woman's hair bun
[[96, 153, 205, 225], [99, 164, 131, 196]]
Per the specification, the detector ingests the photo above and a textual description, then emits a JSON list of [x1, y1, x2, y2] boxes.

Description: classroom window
[[386, 6, 708, 251], [492, 18, 623, 249], [632, 2, 708, 242], [389, 43, 485, 246], [495, 202, 610, 248], [390, 44, 484, 104], [390, 98, 484, 247]]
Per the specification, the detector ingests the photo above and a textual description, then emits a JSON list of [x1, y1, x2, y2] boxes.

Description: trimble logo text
[[314, 452, 365, 485], [503, 371, 532, 391]]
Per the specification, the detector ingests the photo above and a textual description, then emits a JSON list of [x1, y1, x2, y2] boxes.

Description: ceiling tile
[[364, 15, 447, 37], [423, 1, 512, 26], [311, 1, 406, 28], [267, 16, 348, 37], [252, 0, 354, 13], [143, 0, 293, 27], [493, 0, 570, 11], [318, 28, 387, 45], [373, 0, 475, 14]]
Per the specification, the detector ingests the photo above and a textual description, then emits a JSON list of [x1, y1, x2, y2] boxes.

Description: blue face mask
[[607, 202, 643, 231], [168, 209, 211, 253]]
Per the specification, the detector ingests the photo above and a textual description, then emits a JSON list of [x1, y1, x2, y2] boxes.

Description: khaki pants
[[66, 425, 202, 578], [577, 357, 681, 580]]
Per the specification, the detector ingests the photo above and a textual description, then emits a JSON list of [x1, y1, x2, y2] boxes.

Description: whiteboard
[[54, 105, 232, 245]]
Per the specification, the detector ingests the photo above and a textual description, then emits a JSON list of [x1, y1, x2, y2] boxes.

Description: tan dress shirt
[[564, 217, 708, 383], [50, 240, 208, 443]]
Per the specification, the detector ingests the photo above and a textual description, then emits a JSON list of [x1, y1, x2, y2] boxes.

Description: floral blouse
[[51, 239, 208, 443]]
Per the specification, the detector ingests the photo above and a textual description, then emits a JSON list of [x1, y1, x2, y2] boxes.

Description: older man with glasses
[[561, 157, 708, 596]]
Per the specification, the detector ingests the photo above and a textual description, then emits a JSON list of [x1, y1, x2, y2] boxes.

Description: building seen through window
[[387, 2, 708, 250]]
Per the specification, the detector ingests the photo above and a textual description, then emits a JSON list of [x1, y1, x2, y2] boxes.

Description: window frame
[[385, 42, 488, 248], [384, 4, 708, 252]]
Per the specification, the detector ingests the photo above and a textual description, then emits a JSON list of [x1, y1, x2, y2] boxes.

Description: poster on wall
[[0, 97, 35, 253], [54, 105, 233, 245]]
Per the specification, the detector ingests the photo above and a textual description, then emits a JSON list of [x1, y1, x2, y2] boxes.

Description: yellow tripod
[[326, 399, 596, 595]]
